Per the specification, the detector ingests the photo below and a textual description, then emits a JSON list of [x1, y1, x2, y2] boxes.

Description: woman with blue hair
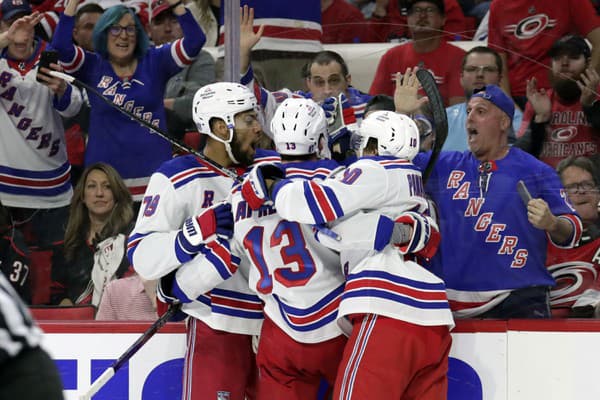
[[51, 0, 205, 202]]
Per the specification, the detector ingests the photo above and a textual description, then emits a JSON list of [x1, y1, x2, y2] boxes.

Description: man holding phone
[[0, 0, 82, 302]]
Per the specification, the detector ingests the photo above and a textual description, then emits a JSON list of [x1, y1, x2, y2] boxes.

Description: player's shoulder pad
[[253, 149, 281, 165], [155, 154, 202, 178]]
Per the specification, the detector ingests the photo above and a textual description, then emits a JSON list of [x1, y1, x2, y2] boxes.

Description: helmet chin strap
[[224, 127, 240, 165]]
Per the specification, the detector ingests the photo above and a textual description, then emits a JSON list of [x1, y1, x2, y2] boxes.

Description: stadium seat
[[29, 304, 96, 321], [29, 248, 53, 305]]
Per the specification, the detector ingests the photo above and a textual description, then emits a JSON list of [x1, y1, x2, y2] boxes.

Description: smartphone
[[36, 50, 59, 82]]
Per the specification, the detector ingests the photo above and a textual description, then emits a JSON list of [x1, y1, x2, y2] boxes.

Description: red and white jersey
[[128, 151, 279, 335], [0, 42, 81, 208], [232, 160, 346, 343], [488, 0, 600, 97], [517, 88, 600, 169], [273, 156, 454, 329], [546, 234, 600, 318]]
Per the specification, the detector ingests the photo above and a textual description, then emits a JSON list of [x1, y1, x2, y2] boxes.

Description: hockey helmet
[[192, 82, 258, 144], [358, 111, 420, 160], [271, 98, 327, 156]]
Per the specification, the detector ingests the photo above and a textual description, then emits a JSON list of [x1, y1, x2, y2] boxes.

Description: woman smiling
[[51, 0, 205, 201]]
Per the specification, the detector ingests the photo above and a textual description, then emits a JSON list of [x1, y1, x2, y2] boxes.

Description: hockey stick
[[416, 69, 448, 184], [78, 303, 182, 400], [49, 71, 240, 181]]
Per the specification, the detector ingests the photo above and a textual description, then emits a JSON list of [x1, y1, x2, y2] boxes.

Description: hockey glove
[[156, 271, 189, 322], [394, 211, 441, 259], [241, 163, 285, 210], [176, 202, 233, 257], [322, 93, 357, 136]]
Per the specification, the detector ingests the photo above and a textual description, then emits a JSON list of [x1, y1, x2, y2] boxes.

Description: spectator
[[487, 0, 600, 109], [369, 0, 466, 106], [64, 3, 104, 186], [148, 0, 216, 140], [0, 8, 82, 266], [445, 46, 522, 151], [186, 0, 219, 47], [52, 0, 205, 201], [0, 203, 31, 304], [457, 0, 489, 23], [95, 273, 158, 320], [232, 0, 322, 91], [29, 0, 65, 41], [52, 163, 134, 306], [73, 3, 103, 52], [0, 273, 64, 400], [240, 6, 371, 162], [413, 83, 582, 318], [515, 35, 600, 169], [321, 0, 369, 43], [367, 0, 469, 42], [547, 156, 600, 318]]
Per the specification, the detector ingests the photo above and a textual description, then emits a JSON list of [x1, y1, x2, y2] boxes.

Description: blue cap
[[1, 0, 31, 21], [471, 84, 515, 120]]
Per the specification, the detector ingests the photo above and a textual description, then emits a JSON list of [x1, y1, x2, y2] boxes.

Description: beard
[[230, 131, 255, 167], [550, 73, 582, 103]]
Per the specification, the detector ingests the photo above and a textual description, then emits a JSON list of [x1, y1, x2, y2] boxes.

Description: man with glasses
[[444, 46, 523, 151], [369, 0, 466, 107], [239, 6, 371, 163], [547, 156, 600, 318]]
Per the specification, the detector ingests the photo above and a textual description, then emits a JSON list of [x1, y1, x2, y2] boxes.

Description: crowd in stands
[[0, 0, 598, 398], [0, 0, 598, 344]]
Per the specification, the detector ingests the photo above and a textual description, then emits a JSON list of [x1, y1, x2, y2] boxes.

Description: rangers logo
[[216, 391, 231, 400]]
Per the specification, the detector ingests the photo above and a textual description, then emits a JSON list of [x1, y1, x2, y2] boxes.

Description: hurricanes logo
[[506, 14, 557, 39], [551, 126, 578, 142], [548, 261, 597, 307]]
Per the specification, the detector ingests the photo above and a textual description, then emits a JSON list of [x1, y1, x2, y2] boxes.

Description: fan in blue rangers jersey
[[127, 82, 279, 400], [238, 6, 371, 164], [52, 0, 205, 200], [243, 110, 454, 400], [413, 84, 582, 319]]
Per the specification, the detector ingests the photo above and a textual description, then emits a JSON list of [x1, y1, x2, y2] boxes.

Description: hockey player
[[235, 98, 347, 399], [242, 111, 454, 400], [127, 82, 278, 400]]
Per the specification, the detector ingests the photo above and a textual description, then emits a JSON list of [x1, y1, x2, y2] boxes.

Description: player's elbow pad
[[394, 212, 440, 259]]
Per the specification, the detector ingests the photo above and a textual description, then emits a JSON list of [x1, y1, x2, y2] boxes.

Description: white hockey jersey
[[127, 150, 279, 335], [0, 42, 81, 208], [232, 160, 346, 343], [273, 156, 455, 329]]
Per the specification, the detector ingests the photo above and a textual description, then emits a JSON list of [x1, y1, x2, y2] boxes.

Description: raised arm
[[173, 0, 205, 59], [240, 5, 264, 75]]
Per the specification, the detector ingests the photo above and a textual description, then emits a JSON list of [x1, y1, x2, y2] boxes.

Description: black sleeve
[[583, 101, 600, 130], [514, 120, 547, 158]]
